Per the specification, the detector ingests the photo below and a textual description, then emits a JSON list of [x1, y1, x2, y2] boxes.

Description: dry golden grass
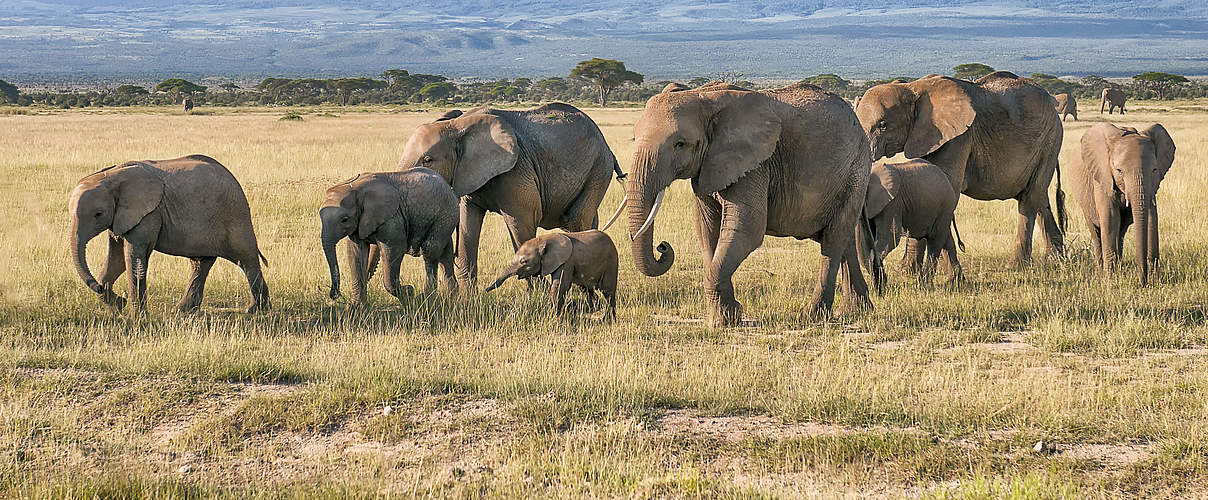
[[0, 102, 1206, 498]]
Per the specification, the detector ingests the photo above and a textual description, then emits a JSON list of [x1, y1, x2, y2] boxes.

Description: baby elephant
[[69, 155, 269, 314], [320, 168, 458, 306], [1070, 123, 1175, 285], [484, 230, 618, 321], [858, 159, 963, 289]]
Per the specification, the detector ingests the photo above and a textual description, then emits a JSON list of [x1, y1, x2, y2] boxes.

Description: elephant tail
[[612, 157, 627, 182], [951, 220, 967, 253], [1055, 162, 1068, 234], [258, 250, 269, 268]]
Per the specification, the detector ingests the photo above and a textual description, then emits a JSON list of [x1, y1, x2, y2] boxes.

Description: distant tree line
[[1, 60, 1206, 110]]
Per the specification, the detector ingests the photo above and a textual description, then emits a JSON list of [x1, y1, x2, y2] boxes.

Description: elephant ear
[[539, 233, 573, 275], [695, 92, 782, 195], [454, 113, 518, 196], [864, 168, 896, 219], [356, 178, 402, 240], [1141, 123, 1175, 181], [112, 164, 165, 235], [436, 109, 463, 121], [904, 78, 976, 158]]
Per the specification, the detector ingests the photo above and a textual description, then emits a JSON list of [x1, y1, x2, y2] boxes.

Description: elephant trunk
[[322, 232, 342, 300], [72, 229, 103, 295], [1130, 174, 1149, 286], [625, 164, 674, 277], [1148, 202, 1159, 268], [482, 261, 520, 293]]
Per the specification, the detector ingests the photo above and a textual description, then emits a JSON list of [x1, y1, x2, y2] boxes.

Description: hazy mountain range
[[2, 0, 1207, 82]]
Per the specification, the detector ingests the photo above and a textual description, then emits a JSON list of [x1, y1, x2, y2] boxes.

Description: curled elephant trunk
[[72, 230, 104, 294], [483, 262, 520, 293], [322, 234, 342, 300], [627, 186, 674, 277]]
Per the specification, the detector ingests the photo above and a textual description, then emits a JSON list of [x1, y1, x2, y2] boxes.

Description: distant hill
[[2, 0, 1206, 80]]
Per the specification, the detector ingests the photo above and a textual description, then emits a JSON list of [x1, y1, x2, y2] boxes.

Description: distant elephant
[[183, 97, 194, 112], [320, 168, 458, 306], [1101, 88, 1126, 114], [484, 230, 618, 321], [397, 103, 622, 290], [1054, 93, 1077, 121], [1069, 123, 1175, 285], [69, 155, 269, 314], [626, 82, 872, 326], [858, 159, 963, 290], [856, 71, 1065, 268]]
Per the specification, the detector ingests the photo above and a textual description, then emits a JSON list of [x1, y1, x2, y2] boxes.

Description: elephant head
[[69, 163, 163, 297], [856, 78, 976, 161], [1085, 123, 1176, 285], [397, 112, 518, 197], [318, 175, 403, 299], [483, 233, 572, 292], [625, 90, 781, 277]]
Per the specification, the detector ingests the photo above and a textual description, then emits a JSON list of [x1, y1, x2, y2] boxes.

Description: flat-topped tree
[[0, 79, 19, 103], [953, 63, 995, 81], [155, 78, 205, 94], [799, 73, 850, 91], [1133, 72, 1189, 99], [570, 58, 643, 107]]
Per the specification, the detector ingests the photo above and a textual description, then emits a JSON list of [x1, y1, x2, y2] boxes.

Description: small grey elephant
[[858, 159, 964, 289], [1101, 87, 1126, 114], [1053, 93, 1077, 121], [483, 230, 618, 321], [320, 168, 459, 307], [69, 155, 269, 314], [1069, 123, 1175, 285]]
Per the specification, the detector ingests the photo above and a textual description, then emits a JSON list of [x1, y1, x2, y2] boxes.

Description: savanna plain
[[1, 101, 1207, 498]]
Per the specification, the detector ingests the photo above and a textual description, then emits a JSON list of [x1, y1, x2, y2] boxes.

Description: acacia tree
[[155, 78, 205, 94], [953, 63, 995, 81], [570, 58, 643, 106], [799, 73, 849, 91], [1132, 72, 1189, 99], [0, 79, 20, 104]]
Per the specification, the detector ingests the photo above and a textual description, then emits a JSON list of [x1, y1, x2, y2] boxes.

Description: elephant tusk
[[601, 193, 628, 231], [631, 190, 665, 242]]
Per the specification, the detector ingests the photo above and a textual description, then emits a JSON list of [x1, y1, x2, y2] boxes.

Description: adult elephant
[[1053, 93, 1077, 121], [626, 82, 872, 326], [1101, 87, 1126, 114], [856, 72, 1065, 266], [397, 103, 622, 289]]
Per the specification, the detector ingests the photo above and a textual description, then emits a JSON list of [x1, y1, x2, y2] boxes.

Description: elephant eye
[[674, 140, 686, 149], [422, 155, 433, 164], [877, 120, 887, 130], [94, 211, 103, 217], [341, 216, 350, 222]]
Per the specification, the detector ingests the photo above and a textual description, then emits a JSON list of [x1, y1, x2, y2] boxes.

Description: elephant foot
[[804, 297, 833, 321], [176, 302, 202, 314], [708, 300, 743, 328], [840, 294, 873, 316], [102, 290, 126, 312]]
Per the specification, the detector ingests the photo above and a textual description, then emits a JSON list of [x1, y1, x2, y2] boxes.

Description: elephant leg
[[562, 167, 610, 231], [239, 258, 269, 313], [366, 243, 381, 282], [382, 245, 413, 303], [439, 244, 458, 296], [920, 236, 943, 286], [900, 238, 924, 274], [422, 253, 441, 296], [456, 199, 486, 290], [1012, 199, 1039, 267], [176, 256, 216, 313], [941, 232, 963, 283], [98, 234, 127, 310], [839, 238, 872, 312], [1087, 221, 1103, 268], [604, 267, 618, 323], [502, 213, 541, 290], [1032, 158, 1065, 258], [1099, 209, 1121, 275], [709, 178, 768, 327], [123, 241, 153, 315], [548, 266, 571, 315], [694, 195, 723, 264], [346, 238, 372, 307]]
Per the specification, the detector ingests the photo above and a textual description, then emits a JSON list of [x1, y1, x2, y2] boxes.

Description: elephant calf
[[859, 160, 963, 289], [69, 155, 269, 314], [484, 230, 618, 322], [320, 168, 458, 306], [1070, 123, 1175, 285]]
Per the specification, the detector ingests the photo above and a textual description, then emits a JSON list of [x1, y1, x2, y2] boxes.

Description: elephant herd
[[68, 72, 1177, 327]]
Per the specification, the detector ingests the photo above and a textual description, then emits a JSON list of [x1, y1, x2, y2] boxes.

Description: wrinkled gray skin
[[484, 230, 618, 322], [397, 103, 621, 291], [1101, 88, 1127, 114], [1054, 93, 1077, 121], [69, 155, 269, 314], [319, 168, 458, 307], [856, 72, 1066, 269], [857, 160, 962, 290], [1069, 123, 1175, 285], [627, 81, 872, 326]]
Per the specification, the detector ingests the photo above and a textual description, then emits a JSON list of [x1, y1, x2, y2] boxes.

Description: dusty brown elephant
[[1054, 93, 1077, 121], [69, 155, 269, 314], [626, 82, 872, 326], [1069, 123, 1175, 285], [484, 230, 618, 322], [397, 103, 622, 290], [320, 168, 459, 307], [856, 72, 1066, 268], [1101, 87, 1126, 114]]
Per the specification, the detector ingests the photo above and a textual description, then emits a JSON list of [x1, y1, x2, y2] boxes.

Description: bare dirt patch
[[1058, 442, 1157, 466], [658, 409, 863, 442], [148, 381, 300, 446]]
